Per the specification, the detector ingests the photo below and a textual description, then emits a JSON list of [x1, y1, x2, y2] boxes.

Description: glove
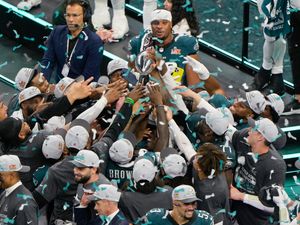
[[183, 56, 210, 80], [272, 185, 290, 207]]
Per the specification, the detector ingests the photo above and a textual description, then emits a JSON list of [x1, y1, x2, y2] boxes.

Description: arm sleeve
[[92, 102, 133, 171], [196, 98, 218, 113], [243, 194, 274, 213], [15, 199, 39, 225], [161, 69, 189, 114], [154, 105, 169, 152], [168, 119, 196, 161], [82, 36, 103, 81], [40, 29, 57, 81], [76, 96, 108, 123]]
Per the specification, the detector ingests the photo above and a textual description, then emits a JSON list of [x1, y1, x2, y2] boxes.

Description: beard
[[74, 174, 90, 184]]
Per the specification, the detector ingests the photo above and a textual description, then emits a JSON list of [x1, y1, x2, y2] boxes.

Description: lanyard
[[66, 37, 79, 64]]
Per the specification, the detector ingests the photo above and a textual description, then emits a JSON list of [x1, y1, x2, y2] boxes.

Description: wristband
[[125, 97, 135, 105]]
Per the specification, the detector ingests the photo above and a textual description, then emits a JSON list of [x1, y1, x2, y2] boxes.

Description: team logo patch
[[59, 84, 65, 91], [171, 47, 181, 55], [19, 93, 25, 102], [19, 80, 27, 89], [9, 164, 17, 170]]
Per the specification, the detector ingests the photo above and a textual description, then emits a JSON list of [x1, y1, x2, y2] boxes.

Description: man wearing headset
[[40, 0, 103, 82]]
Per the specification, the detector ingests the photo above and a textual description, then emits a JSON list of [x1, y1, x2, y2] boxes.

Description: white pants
[[262, 34, 287, 74]]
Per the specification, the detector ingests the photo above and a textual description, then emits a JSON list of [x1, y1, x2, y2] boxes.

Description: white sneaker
[[112, 9, 129, 39], [17, 0, 41, 11]]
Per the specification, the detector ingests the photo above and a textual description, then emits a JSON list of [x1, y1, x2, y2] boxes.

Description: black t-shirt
[[7, 131, 50, 191], [231, 129, 286, 225], [119, 186, 173, 223], [36, 156, 78, 224], [193, 172, 231, 225]]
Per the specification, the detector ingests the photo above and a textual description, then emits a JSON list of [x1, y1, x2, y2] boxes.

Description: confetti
[[207, 169, 215, 179], [152, 37, 164, 44], [98, 46, 104, 53], [16, 194, 33, 200], [181, 0, 191, 8], [53, 10, 60, 18], [23, 53, 32, 62], [38, 45, 48, 51], [13, 29, 20, 39], [63, 182, 70, 192], [63, 202, 70, 210], [0, 61, 8, 68], [287, 132, 297, 141], [34, 12, 46, 18], [293, 176, 300, 185], [228, 211, 237, 217], [3, 218, 15, 224], [205, 193, 215, 199], [242, 83, 249, 90], [269, 170, 274, 180], [18, 202, 28, 211], [12, 44, 22, 51]]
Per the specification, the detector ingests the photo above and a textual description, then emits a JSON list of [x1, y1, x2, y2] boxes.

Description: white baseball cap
[[163, 154, 187, 178], [172, 185, 200, 203], [15, 67, 37, 91], [109, 132, 137, 164], [42, 132, 66, 159], [133, 158, 157, 182], [90, 184, 121, 202], [54, 77, 75, 98], [43, 116, 66, 132], [18, 86, 42, 104], [205, 107, 233, 136], [0, 155, 30, 172], [71, 149, 103, 167], [248, 117, 279, 143], [65, 119, 90, 151], [246, 90, 267, 114], [266, 93, 284, 116], [151, 9, 172, 23], [107, 59, 128, 76]]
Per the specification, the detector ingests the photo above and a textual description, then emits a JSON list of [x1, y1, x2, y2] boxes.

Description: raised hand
[[183, 56, 210, 80]]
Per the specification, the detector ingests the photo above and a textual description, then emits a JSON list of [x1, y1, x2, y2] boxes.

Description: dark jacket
[[41, 25, 103, 82], [75, 209, 129, 225]]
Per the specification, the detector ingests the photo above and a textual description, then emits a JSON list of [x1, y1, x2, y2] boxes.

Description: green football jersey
[[128, 30, 199, 86], [136, 208, 214, 225]]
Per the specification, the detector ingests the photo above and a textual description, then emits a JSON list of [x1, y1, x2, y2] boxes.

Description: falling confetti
[[12, 44, 22, 51], [205, 193, 215, 199], [284, 118, 289, 126], [38, 45, 48, 51], [34, 12, 46, 18], [13, 29, 20, 39], [293, 176, 300, 185], [0, 61, 8, 68], [287, 132, 297, 141]]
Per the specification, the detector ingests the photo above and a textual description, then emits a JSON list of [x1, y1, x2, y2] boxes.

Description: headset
[[66, 0, 92, 23]]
